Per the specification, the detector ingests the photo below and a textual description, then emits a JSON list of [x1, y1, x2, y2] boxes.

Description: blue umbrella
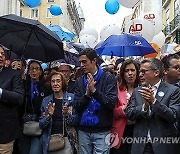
[[47, 25, 75, 41], [95, 33, 156, 57]]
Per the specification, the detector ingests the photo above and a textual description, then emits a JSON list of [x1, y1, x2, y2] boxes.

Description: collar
[[93, 70, 98, 76], [152, 79, 161, 90], [174, 81, 180, 88]]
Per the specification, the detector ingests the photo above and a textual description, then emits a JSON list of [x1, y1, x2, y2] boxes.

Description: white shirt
[[152, 79, 161, 102], [147, 80, 161, 141]]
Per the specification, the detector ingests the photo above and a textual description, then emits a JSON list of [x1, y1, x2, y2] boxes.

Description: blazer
[[125, 81, 180, 154], [111, 86, 127, 148], [0, 67, 24, 143]]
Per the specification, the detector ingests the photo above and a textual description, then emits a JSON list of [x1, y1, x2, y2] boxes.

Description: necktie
[[0, 67, 3, 72]]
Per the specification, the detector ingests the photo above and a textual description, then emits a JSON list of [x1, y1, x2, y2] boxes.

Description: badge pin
[[68, 96, 72, 101], [158, 91, 164, 97]]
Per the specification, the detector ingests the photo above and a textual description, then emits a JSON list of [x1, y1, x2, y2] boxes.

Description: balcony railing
[[163, 15, 180, 36]]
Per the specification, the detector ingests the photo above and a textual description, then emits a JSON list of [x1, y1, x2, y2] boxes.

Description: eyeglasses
[[44, 73, 49, 76], [51, 79, 62, 83], [29, 67, 41, 71], [168, 65, 180, 70], [139, 69, 155, 74], [59, 70, 70, 73]]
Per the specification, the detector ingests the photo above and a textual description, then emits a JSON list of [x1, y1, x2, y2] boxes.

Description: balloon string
[[131, 0, 141, 20], [132, 0, 141, 9]]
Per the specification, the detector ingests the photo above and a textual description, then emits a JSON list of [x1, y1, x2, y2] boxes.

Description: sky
[[75, 0, 133, 36]]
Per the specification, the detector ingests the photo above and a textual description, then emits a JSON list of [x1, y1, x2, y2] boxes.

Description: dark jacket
[[0, 67, 24, 143], [19, 77, 47, 124], [73, 71, 117, 132], [125, 81, 180, 154]]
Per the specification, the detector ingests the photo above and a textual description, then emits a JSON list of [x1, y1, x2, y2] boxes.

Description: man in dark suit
[[0, 44, 24, 153], [125, 58, 180, 154]]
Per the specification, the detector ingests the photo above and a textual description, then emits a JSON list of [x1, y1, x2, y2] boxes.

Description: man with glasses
[[162, 54, 180, 138], [58, 63, 75, 93], [126, 58, 180, 154], [162, 54, 180, 88], [0, 44, 24, 153]]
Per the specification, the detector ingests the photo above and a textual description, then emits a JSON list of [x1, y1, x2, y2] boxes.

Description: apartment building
[[162, 0, 179, 43], [20, 0, 85, 37], [0, 0, 20, 16]]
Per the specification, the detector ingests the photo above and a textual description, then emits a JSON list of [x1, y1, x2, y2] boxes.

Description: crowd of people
[[0, 44, 180, 154]]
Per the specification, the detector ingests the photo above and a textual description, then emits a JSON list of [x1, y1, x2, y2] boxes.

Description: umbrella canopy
[[64, 42, 104, 66], [68, 42, 90, 52], [47, 25, 75, 41], [0, 14, 64, 62], [95, 33, 156, 57]]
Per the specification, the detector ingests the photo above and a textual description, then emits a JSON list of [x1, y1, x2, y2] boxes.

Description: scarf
[[30, 81, 39, 101], [80, 66, 103, 126]]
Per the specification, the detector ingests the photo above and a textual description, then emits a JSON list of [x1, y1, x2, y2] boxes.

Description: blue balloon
[[24, 0, 41, 8], [50, 5, 62, 16], [41, 63, 47, 70], [105, 0, 120, 15]]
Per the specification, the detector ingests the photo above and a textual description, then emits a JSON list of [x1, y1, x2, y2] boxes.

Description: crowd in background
[[0, 44, 180, 154]]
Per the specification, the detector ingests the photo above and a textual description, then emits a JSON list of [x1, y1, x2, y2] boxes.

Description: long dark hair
[[26, 60, 44, 80], [118, 59, 139, 90]]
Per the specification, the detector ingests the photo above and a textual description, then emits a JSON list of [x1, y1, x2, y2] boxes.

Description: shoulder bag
[[48, 116, 65, 151], [23, 96, 42, 136]]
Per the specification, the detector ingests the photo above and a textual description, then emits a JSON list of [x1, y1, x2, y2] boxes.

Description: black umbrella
[[0, 14, 64, 62]]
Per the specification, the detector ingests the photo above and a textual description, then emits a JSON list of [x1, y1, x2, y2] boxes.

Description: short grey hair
[[141, 58, 164, 78]]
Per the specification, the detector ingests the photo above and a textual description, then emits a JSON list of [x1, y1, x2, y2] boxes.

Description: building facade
[[0, 0, 20, 16], [162, 0, 180, 43], [20, 0, 85, 38]]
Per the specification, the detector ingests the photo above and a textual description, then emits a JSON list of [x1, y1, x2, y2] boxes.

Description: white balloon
[[151, 31, 165, 48], [118, 0, 139, 8], [79, 34, 98, 48], [125, 18, 154, 42], [100, 24, 121, 41], [79, 27, 98, 40], [140, 12, 162, 36]]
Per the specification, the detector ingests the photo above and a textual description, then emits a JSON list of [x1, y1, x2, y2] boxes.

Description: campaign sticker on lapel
[[68, 96, 72, 101], [40, 92, 44, 97], [158, 91, 164, 97]]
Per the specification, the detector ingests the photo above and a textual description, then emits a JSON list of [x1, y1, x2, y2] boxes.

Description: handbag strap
[[24, 81, 36, 115], [62, 116, 64, 136]]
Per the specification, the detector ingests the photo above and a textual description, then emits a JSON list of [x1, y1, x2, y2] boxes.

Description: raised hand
[[138, 84, 155, 108], [87, 73, 96, 93], [46, 102, 55, 116], [62, 103, 71, 116]]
